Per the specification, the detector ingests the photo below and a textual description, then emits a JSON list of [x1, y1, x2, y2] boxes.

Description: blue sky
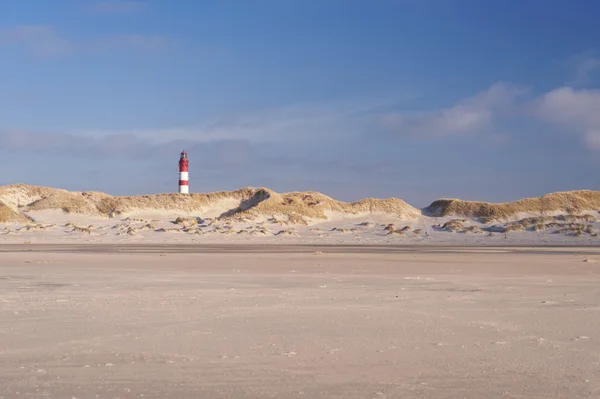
[[1, 0, 599, 206]]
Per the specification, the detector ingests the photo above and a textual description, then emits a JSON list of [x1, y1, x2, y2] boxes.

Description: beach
[[1, 245, 599, 398]]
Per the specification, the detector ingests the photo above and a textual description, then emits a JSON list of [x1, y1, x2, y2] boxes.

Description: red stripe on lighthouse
[[179, 180, 188, 185]]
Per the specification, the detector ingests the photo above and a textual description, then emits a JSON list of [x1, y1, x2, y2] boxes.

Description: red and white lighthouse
[[178, 150, 189, 194]]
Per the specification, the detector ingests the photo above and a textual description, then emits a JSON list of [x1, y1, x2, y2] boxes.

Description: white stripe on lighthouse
[[179, 185, 189, 194], [179, 171, 189, 180]]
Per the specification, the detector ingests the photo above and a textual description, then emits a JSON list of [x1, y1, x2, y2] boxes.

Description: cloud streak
[[380, 83, 528, 138], [0, 25, 73, 58], [0, 129, 261, 170], [0, 99, 381, 161], [2, 85, 599, 201], [0, 25, 170, 58], [93, 34, 171, 51], [3, 82, 600, 173], [0, 98, 399, 188], [74, 98, 389, 146], [377, 80, 600, 151]]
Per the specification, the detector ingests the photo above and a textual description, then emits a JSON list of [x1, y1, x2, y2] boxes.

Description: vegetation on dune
[[425, 190, 600, 220], [0, 200, 30, 223], [0, 184, 420, 225], [2, 184, 600, 230]]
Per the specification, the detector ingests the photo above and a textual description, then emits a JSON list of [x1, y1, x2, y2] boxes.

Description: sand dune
[[1, 184, 599, 245], [425, 190, 600, 221], [4, 184, 598, 222], [0, 184, 420, 223]]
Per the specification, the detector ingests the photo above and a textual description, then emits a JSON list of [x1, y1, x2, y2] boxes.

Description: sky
[[1, 0, 599, 206]]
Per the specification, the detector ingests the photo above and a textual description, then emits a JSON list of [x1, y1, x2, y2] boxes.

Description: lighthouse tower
[[178, 151, 189, 194]]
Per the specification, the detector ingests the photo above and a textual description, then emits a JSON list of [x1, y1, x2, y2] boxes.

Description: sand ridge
[[0, 184, 421, 223], [425, 190, 600, 221], [0, 184, 599, 245]]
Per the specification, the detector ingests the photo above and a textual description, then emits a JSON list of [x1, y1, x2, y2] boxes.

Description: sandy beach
[[3, 0, 600, 396], [1, 245, 600, 398]]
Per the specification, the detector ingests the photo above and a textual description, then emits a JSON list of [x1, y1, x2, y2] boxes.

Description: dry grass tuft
[[438, 219, 467, 232], [70, 226, 91, 234], [331, 227, 359, 233], [275, 229, 297, 236], [124, 217, 146, 222], [498, 215, 597, 234], [386, 229, 405, 236], [432, 219, 485, 234], [174, 217, 198, 226], [552, 224, 590, 237], [250, 228, 271, 236], [503, 224, 526, 232], [0, 200, 30, 223], [383, 224, 396, 232], [463, 226, 483, 234], [28, 193, 101, 215], [22, 224, 52, 231]]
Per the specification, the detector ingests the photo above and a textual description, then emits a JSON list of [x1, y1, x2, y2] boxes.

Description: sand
[[1, 245, 600, 398], [2, 184, 600, 247], [1, 211, 599, 246]]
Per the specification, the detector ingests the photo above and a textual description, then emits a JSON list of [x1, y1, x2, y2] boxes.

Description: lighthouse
[[178, 150, 189, 194]]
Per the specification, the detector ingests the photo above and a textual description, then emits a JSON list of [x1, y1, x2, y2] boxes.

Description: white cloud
[[565, 51, 600, 86], [381, 82, 527, 138], [534, 87, 600, 150], [574, 58, 600, 85], [0, 25, 73, 58]]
